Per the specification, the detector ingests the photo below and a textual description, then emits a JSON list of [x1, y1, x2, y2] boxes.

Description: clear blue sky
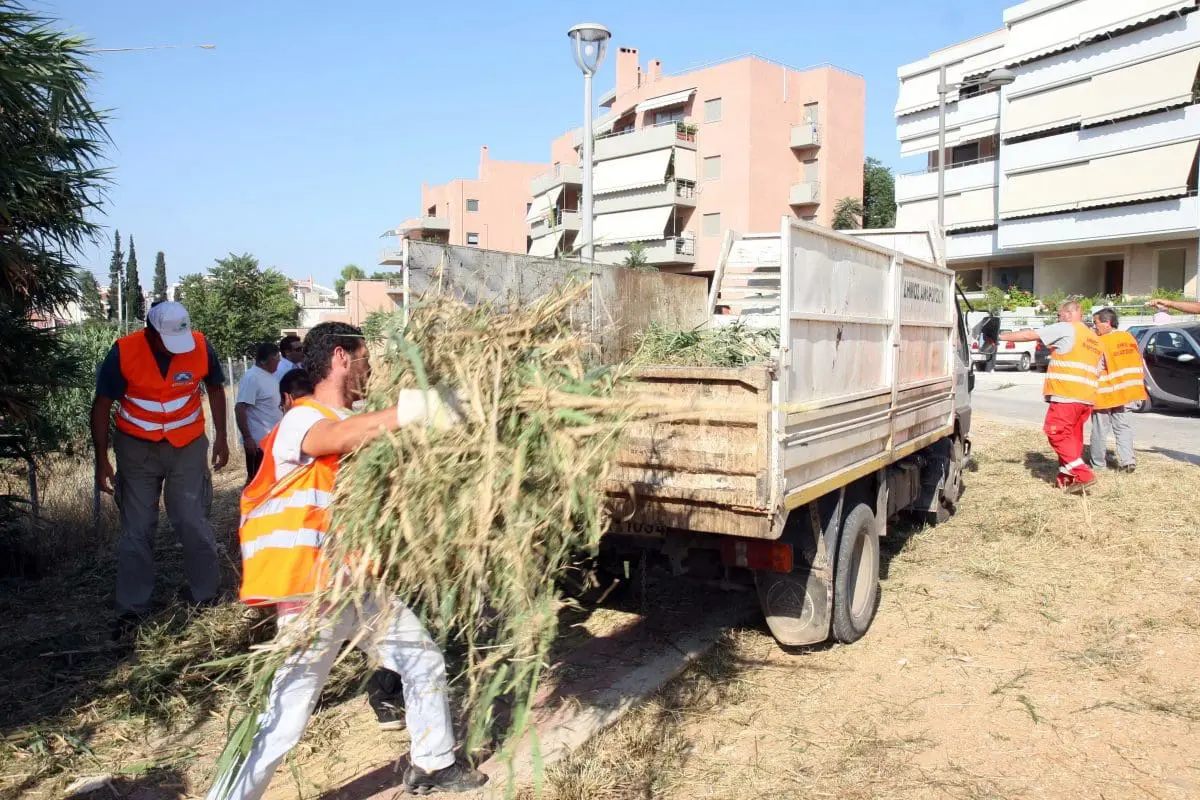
[[48, 0, 1012, 288]]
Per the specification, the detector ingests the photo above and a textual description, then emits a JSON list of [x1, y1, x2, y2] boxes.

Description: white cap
[[146, 301, 196, 354]]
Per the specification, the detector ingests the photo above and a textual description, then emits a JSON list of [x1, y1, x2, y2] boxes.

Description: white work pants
[[205, 594, 455, 800]]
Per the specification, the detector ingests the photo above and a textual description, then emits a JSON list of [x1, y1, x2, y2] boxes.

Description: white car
[[969, 319, 1049, 372]]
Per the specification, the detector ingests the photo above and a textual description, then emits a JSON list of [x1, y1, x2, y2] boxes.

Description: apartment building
[[895, 0, 1200, 300], [380, 146, 549, 265], [527, 48, 865, 271]]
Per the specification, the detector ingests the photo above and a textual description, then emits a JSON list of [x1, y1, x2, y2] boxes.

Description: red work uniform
[[1039, 321, 1104, 488]]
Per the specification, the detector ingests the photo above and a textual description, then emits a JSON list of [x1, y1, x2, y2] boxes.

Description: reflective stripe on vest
[[1096, 330, 1148, 410], [1043, 322, 1103, 404], [237, 398, 342, 605], [114, 330, 209, 447]]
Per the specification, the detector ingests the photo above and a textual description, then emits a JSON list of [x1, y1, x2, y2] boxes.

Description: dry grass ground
[[540, 422, 1200, 800], [2, 419, 1198, 799]]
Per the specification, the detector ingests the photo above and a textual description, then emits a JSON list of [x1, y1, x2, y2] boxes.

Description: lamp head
[[985, 68, 1016, 87], [568, 23, 611, 76]]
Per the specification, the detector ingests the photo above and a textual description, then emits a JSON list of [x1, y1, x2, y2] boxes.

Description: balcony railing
[[674, 235, 696, 256], [593, 120, 698, 143], [530, 164, 583, 196], [790, 180, 821, 206], [902, 154, 998, 176], [675, 180, 697, 199], [790, 123, 821, 149]]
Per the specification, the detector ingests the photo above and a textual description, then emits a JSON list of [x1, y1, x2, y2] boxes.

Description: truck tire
[[921, 436, 964, 526], [831, 503, 880, 644]]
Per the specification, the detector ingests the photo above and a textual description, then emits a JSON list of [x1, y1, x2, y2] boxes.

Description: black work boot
[[403, 761, 488, 795], [366, 669, 405, 730]]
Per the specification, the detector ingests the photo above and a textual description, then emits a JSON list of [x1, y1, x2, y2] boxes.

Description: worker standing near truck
[[1000, 300, 1103, 491], [92, 301, 229, 639], [207, 322, 486, 799], [1089, 307, 1146, 473]]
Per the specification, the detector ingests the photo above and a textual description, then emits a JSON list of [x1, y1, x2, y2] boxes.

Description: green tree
[[862, 157, 897, 228], [335, 263, 366, 302], [106, 229, 123, 320], [0, 4, 109, 459], [177, 253, 300, 357], [153, 250, 168, 302], [370, 271, 402, 281], [832, 197, 864, 230], [79, 271, 105, 321], [622, 242, 652, 270], [123, 235, 144, 322]]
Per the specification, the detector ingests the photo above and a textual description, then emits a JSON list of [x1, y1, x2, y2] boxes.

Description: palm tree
[[622, 242, 652, 270], [832, 197, 864, 230], [0, 3, 109, 456]]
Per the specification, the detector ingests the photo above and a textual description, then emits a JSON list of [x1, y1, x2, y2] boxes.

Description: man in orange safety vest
[[91, 301, 230, 639], [1000, 300, 1103, 492], [206, 321, 486, 800], [1089, 307, 1147, 473]]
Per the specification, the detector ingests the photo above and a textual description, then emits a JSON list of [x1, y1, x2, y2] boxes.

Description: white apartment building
[[895, 0, 1200, 300]]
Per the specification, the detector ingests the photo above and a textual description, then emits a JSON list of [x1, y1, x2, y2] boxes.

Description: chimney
[[647, 59, 663, 83], [615, 46, 640, 99], [479, 144, 490, 178]]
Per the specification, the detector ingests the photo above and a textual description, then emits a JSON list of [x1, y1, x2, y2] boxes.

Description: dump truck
[[602, 219, 973, 647]]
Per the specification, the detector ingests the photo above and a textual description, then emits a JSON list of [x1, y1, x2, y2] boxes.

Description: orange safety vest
[[237, 398, 339, 605], [1043, 322, 1103, 404], [114, 330, 209, 447], [1095, 330, 1148, 410]]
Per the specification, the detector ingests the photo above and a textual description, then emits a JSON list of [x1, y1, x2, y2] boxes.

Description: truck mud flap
[[754, 490, 842, 646]]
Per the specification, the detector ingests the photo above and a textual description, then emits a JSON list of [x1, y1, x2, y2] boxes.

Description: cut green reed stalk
[[208, 283, 636, 796]]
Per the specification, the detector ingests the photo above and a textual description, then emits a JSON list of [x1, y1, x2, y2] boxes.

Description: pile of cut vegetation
[[211, 284, 636, 792], [629, 320, 778, 368]]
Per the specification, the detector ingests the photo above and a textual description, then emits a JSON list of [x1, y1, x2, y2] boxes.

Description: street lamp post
[[936, 67, 1015, 229], [568, 23, 611, 262]]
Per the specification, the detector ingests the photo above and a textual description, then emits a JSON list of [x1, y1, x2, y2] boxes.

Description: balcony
[[594, 236, 697, 267], [530, 208, 582, 238], [789, 181, 821, 206], [531, 164, 583, 197], [594, 180, 698, 215], [378, 247, 404, 266], [896, 158, 998, 202], [998, 195, 1200, 251], [592, 123, 698, 161], [790, 123, 821, 149]]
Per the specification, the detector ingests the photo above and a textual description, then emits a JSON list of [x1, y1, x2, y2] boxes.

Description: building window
[[703, 155, 722, 180], [466, 232, 479, 246], [704, 97, 722, 123], [956, 268, 984, 292], [804, 102, 819, 125], [526, 202, 532, 214], [655, 107, 685, 126], [702, 213, 721, 237], [950, 142, 979, 166], [1158, 248, 1186, 292], [426, 205, 437, 216], [466, 198, 479, 212], [993, 265, 1034, 293]]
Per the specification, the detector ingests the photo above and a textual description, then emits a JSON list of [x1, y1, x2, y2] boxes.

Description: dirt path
[[540, 422, 1200, 799]]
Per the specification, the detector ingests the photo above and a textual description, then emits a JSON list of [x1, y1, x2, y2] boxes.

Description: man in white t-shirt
[[273, 333, 304, 380], [235, 343, 282, 483]]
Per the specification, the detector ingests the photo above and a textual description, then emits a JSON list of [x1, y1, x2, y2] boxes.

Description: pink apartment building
[[381, 146, 548, 262], [527, 48, 866, 272]]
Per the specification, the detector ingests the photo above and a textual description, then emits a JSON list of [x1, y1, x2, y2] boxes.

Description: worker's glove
[[395, 387, 467, 431]]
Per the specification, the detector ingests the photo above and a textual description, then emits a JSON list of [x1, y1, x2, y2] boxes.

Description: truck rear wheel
[[831, 503, 879, 644]]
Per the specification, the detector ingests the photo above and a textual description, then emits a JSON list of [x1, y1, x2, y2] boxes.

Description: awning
[[592, 206, 674, 245], [1004, 78, 1088, 139], [1002, 0, 1196, 68], [592, 149, 673, 195], [673, 148, 697, 182], [1083, 46, 1200, 126], [895, 68, 955, 117], [636, 87, 695, 114], [528, 230, 564, 258], [524, 185, 563, 223], [1000, 140, 1197, 218]]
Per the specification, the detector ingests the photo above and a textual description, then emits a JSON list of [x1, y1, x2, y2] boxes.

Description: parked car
[[1128, 324, 1200, 413]]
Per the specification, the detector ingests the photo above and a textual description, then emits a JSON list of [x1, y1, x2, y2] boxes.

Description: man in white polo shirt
[[235, 342, 283, 483], [273, 334, 304, 380]]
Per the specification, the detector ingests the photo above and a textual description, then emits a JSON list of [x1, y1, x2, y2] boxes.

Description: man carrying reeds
[[207, 321, 486, 800], [999, 300, 1103, 492], [92, 301, 229, 640]]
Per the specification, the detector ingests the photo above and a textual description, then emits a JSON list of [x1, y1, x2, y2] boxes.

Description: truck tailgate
[[605, 365, 778, 539]]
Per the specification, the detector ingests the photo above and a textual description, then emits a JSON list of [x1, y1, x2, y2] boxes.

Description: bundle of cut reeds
[[629, 320, 778, 368]]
